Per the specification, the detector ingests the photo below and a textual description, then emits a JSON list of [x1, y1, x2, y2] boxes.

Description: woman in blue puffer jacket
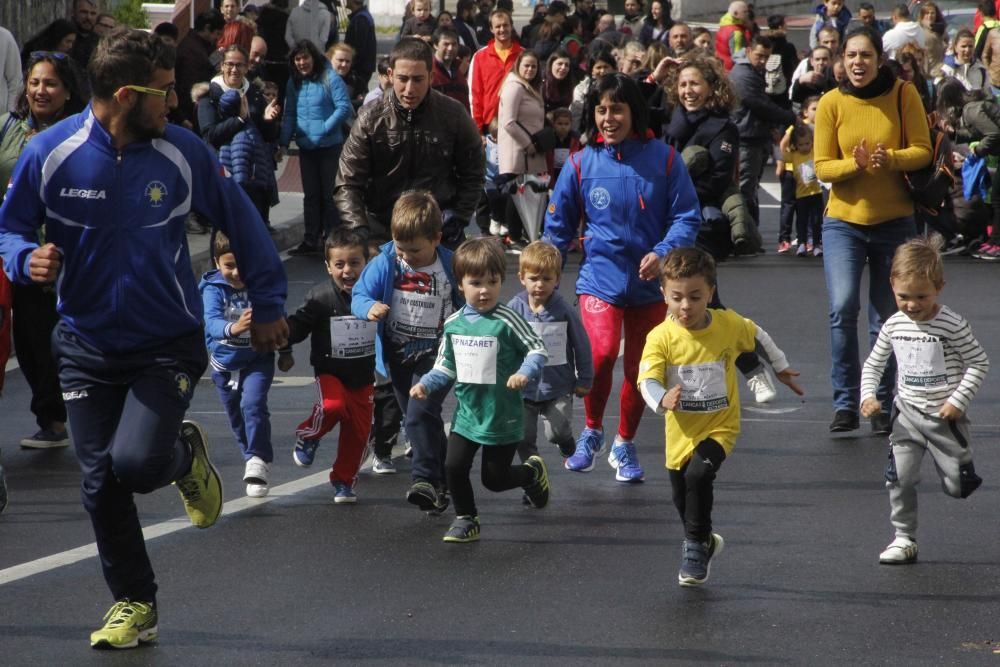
[[280, 39, 353, 256]]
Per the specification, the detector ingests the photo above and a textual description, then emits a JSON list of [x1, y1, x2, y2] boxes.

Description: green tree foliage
[[113, 0, 149, 29]]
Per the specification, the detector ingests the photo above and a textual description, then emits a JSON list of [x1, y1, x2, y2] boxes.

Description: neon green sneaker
[[90, 600, 158, 649], [174, 420, 223, 528]]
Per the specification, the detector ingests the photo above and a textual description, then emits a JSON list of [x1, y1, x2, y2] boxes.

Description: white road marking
[[0, 471, 331, 587], [760, 182, 783, 203], [744, 406, 804, 414], [4, 357, 17, 373]]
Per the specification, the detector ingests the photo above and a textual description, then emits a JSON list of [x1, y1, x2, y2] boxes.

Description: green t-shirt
[[434, 304, 546, 445]]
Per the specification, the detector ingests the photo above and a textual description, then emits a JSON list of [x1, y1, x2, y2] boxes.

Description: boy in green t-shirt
[[411, 238, 550, 543]]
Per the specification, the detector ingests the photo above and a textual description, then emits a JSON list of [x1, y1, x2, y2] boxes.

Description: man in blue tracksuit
[[0, 30, 288, 650]]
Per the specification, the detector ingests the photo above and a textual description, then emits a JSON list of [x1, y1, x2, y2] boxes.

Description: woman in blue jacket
[[280, 39, 352, 256], [544, 73, 701, 483]]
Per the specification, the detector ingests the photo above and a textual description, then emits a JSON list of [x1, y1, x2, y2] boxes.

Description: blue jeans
[[211, 353, 275, 463], [822, 216, 915, 413], [389, 356, 449, 487]]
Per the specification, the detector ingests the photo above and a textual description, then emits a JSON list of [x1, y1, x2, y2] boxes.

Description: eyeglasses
[[222, 61, 248, 70], [122, 83, 176, 98], [30, 51, 68, 60]]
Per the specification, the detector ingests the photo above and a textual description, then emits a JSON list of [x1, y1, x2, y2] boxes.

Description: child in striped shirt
[[861, 237, 990, 565]]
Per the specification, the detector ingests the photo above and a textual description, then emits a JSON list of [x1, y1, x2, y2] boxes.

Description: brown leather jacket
[[982, 25, 1000, 89], [334, 89, 485, 247]]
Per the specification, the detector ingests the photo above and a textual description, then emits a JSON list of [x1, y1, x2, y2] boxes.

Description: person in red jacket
[[469, 8, 523, 133], [715, 0, 752, 71]]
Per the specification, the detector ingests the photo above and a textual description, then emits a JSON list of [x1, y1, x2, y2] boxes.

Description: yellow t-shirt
[[789, 150, 822, 198], [637, 309, 757, 470]]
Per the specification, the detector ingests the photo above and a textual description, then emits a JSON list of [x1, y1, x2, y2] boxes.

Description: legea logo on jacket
[[59, 187, 106, 199]]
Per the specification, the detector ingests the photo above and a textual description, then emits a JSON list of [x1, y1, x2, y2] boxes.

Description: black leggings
[[445, 432, 533, 518], [668, 438, 727, 543]]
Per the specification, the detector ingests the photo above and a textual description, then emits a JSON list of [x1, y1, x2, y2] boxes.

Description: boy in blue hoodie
[[809, 0, 851, 48], [200, 232, 276, 498], [507, 241, 593, 463], [351, 191, 463, 514]]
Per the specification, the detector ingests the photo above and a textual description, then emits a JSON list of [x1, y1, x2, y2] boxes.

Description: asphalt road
[[2, 187, 1000, 665]]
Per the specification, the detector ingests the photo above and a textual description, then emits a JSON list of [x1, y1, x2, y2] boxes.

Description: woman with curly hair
[[662, 57, 757, 254]]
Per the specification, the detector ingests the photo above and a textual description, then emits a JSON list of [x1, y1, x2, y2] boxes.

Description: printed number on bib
[[896, 338, 947, 388], [390, 288, 443, 339], [452, 335, 498, 384], [666, 361, 728, 412], [530, 321, 567, 366], [330, 316, 376, 358]]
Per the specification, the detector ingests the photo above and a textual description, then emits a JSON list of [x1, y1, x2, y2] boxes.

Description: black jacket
[[285, 280, 376, 386], [198, 81, 280, 151], [790, 70, 836, 105], [335, 89, 485, 247], [729, 60, 796, 142], [664, 107, 740, 207], [345, 7, 377, 84]]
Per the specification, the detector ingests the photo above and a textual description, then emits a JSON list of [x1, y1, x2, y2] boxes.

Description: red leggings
[[579, 294, 666, 441], [296, 374, 374, 485]]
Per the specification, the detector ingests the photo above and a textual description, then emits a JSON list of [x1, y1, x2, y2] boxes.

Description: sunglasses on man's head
[[30, 51, 69, 60]]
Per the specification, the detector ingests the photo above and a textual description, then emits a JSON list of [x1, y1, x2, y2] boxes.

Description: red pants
[[296, 374, 374, 485], [579, 294, 666, 441]]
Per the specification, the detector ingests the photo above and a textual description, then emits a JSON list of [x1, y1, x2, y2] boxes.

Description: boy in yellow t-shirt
[[637, 248, 803, 587]]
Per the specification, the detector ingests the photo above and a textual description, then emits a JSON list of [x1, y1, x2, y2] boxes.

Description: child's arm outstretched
[[753, 323, 804, 396]]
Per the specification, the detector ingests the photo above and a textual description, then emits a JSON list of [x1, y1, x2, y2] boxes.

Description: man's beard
[[125, 102, 165, 141]]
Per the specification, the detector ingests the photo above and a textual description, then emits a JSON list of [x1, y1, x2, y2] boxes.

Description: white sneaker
[[243, 456, 269, 483], [372, 457, 396, 474], [879, 537, 918, 564], [246, 482, 269, 498], [746, 367, 777, 403]]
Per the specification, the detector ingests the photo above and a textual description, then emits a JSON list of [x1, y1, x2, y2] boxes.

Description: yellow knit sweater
[[814, 79, 931, 225]]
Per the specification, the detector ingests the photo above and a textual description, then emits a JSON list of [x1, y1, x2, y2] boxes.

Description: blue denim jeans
[[821, 216, 916, 413]]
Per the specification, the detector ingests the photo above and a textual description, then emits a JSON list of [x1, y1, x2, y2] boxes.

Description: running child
[[787, 123, 824, 257], [411, 237, 550, 543], [280, 228, 376, 503], [507, 240, 593, 462], [351, 190, 463, 514], [200, 232, 276, 497], [860, 237, 989, 564], [638, 247, 803, 586]]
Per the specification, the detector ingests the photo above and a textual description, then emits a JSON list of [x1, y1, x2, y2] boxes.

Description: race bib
[[452, 335, 498, 384], [390, 287, 444, 339], [553, 148, 570, 168], [530, 321, 567, 366], [329, 316, 376, 359], [799, 160, 816, 184], [225, 300, 250, 341], [895, 338, 948, 388], [666, 361, 729, 412]]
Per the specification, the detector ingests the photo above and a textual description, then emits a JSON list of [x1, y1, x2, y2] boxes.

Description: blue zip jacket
[[506, 290, 594, 402], [543, 137, 701, 307], [279, 62, 352, 150], [0, 106, 287, 354], [350, 240, 463, 376], [200, 269, 269, 372]]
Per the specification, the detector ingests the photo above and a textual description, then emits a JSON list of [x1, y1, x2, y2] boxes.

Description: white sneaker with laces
[[879, 537, 917, 564], [746, 367, 777, 403], [243, 456, 270, 497], [489, 220, 502, 235]]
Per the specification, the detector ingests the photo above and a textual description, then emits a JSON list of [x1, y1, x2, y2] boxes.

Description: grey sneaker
[[678, 533, 724, 586], [20, 427, 70, 449], [406, 481, 449, 514], [372, 457, 396, 474]]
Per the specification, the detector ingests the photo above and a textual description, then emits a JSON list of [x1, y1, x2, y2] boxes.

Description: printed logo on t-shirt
[[894, 335, 948, 388], [666, 361, 729, 412], [388, 260, 451, 344]]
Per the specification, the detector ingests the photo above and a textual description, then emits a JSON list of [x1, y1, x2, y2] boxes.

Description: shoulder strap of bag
[[0, 114, 16, 146]]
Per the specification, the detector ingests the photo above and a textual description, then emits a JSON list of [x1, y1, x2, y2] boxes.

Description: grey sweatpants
[[886, 399, 978, 540], [518, 395, 575, 462]]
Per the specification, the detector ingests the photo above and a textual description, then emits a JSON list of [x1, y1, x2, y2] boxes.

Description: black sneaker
[[678, 533, 724, 586], [442, 515, 480, 543], [406, 481, 449, 514], [523, 455, 550, 509], [870, 412, 891, 436], [288, 242, 320, 256], [829, 409, 860, 433]]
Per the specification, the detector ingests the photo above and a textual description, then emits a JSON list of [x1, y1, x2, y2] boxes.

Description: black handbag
[[517, 121, 558, 153]]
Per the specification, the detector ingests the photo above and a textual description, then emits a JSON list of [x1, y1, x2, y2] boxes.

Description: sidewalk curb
[[188, 216, 304, 278]]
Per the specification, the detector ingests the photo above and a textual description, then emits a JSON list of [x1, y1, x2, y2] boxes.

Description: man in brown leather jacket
[[335, 38, 485, 248]]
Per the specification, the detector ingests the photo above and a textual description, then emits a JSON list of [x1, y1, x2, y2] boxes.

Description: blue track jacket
[[0, 106, 287, 354], [544, 137, 701, 307]]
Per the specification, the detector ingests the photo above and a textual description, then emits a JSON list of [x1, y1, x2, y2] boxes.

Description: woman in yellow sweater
[[814, 25, 931, 435]]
